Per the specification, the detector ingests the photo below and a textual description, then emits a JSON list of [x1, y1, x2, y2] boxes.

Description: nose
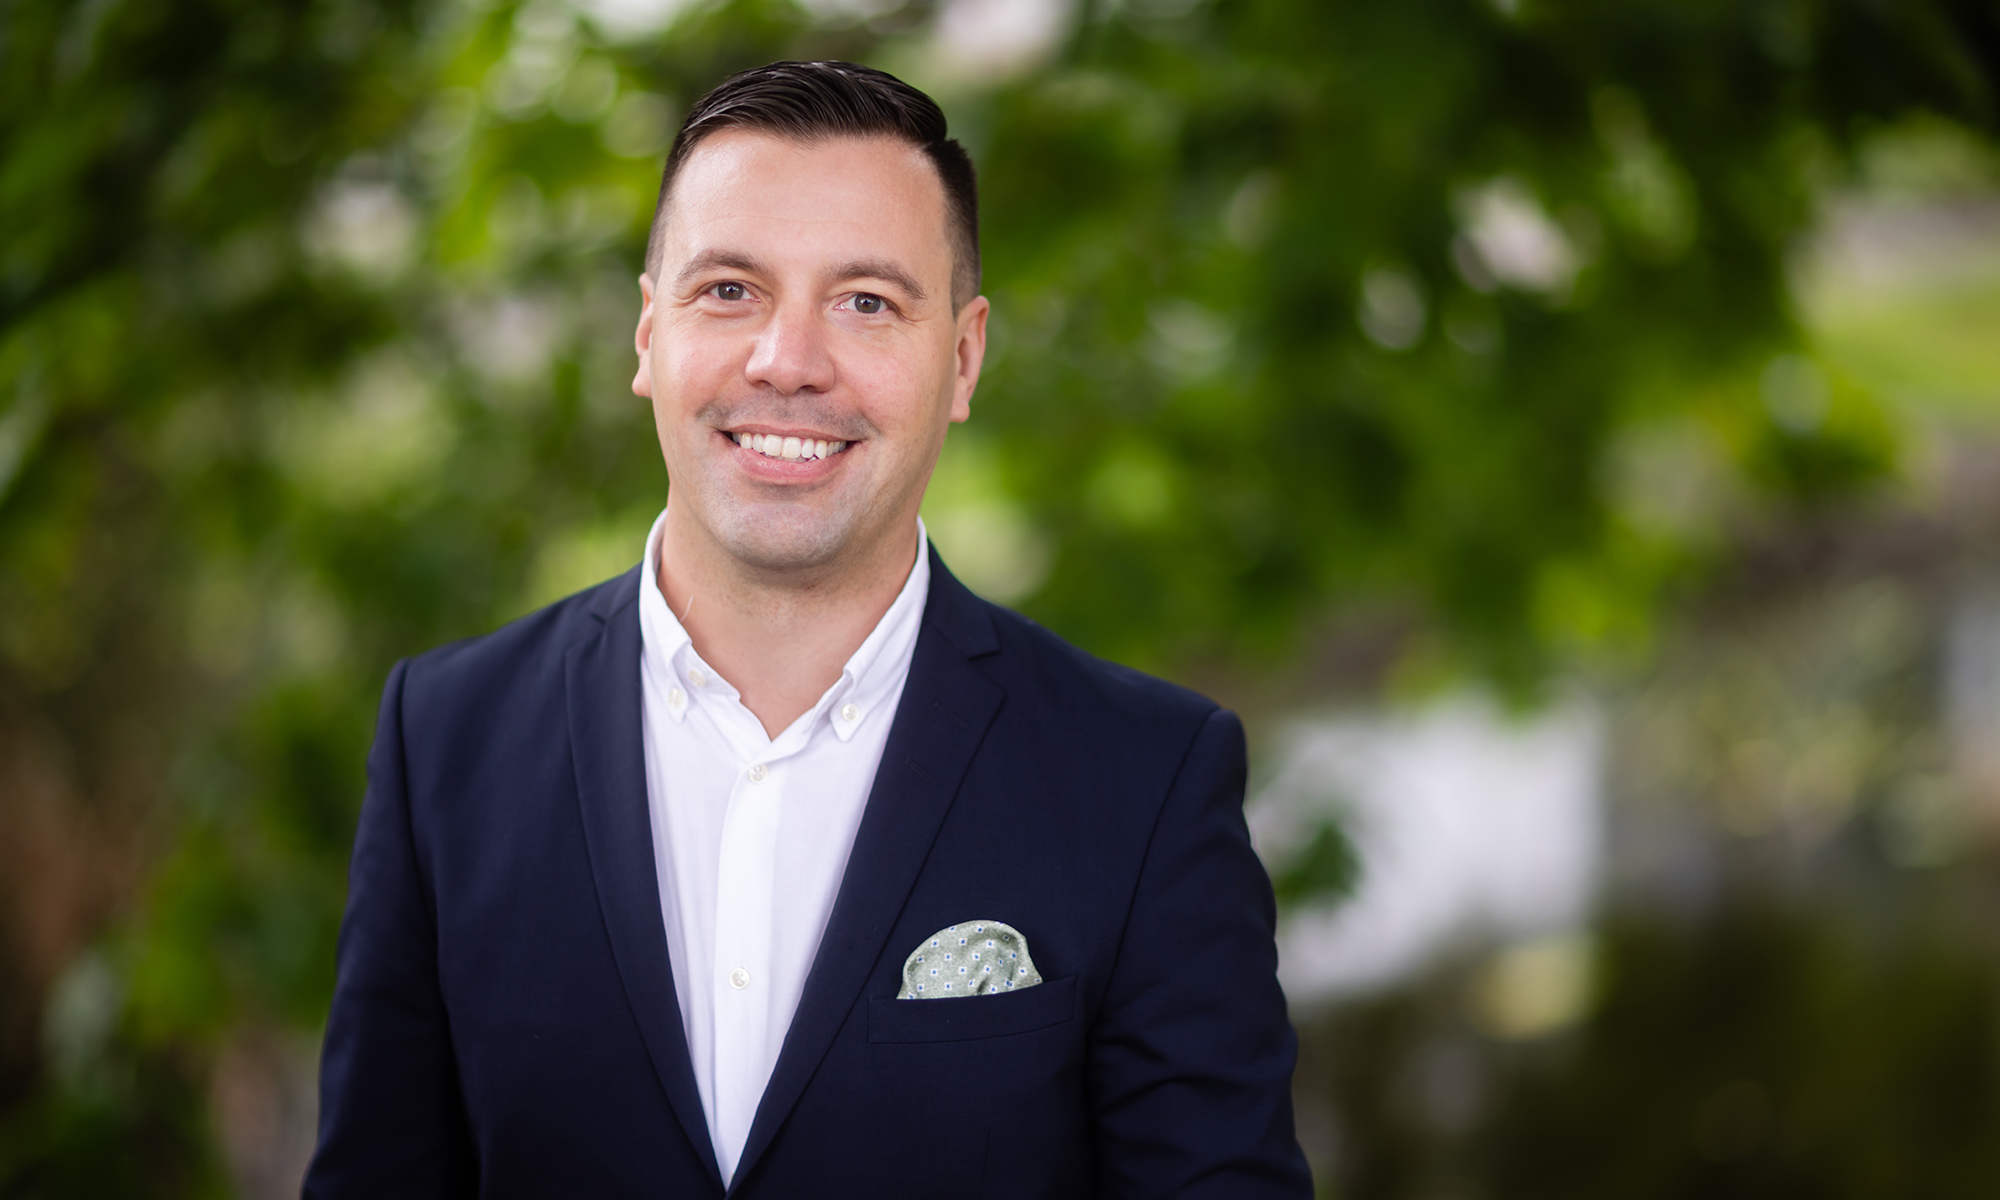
[[744, 298, 836, 396]]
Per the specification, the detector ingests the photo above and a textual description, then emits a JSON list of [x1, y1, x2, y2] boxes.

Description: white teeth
[[735, 433, 849, 461]]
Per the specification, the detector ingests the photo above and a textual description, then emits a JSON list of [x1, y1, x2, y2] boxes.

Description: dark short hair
[[645, 61, 980, 308]]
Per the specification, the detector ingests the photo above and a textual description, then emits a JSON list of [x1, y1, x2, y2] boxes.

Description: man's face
[[633, 129, 987, 580]]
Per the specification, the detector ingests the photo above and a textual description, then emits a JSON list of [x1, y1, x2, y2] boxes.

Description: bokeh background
[[5, 0, 2000, 1194]]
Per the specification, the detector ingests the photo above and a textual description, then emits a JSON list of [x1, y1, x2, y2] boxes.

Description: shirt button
[[730, 967, 750, 989], [840, 703, 860, 723], [667, 687, 684, 709], [689, 667, 708, 688], [747, 764, 767, 783]]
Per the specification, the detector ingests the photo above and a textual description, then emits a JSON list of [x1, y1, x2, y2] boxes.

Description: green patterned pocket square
[[898, 921, 1042, 999]]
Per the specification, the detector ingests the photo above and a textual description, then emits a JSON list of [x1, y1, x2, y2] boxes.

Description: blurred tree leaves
[[963, 0, 1991, 681], [1, 0, 1996, 1190], [1270, 819, 1362, 907]]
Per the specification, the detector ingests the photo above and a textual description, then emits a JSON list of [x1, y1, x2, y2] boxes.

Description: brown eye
[[712, 282, 747, 301], [852, 294, 885, 314]]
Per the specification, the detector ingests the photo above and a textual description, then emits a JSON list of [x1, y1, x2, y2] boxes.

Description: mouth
[[727, 430, 852, 463]]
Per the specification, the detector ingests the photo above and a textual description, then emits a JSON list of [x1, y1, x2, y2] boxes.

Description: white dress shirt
[[636, 508, 929, 1185]]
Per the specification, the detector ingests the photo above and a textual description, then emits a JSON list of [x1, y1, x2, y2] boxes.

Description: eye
[[709, 282, 748, 301], [851, 293, 886, 315]]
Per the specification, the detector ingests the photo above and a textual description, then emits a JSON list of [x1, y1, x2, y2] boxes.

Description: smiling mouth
[[729, 431, 851, 462]]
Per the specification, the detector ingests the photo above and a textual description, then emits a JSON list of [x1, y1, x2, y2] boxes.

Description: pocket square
[[898, 921, 1042, 999]]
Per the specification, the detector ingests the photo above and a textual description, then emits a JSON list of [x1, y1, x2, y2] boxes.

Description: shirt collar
[[637, 506, 930, 744]]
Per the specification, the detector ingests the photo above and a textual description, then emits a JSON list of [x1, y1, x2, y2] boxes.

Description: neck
[[656, 508, 920, 739]]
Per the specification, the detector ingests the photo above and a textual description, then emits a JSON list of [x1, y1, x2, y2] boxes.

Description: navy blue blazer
[[306, 547, 1310, 1198]]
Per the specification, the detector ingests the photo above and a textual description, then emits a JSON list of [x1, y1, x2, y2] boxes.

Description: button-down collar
[[637, 509, 930, 752]]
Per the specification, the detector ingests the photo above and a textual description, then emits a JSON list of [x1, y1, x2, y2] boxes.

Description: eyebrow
[[829, 258, 928, 305], [672, 249, 929, 306], [672, 249, 771, 292]]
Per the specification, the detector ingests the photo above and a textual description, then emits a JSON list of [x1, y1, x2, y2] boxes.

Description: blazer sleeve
[[304, 659, 477, 1198], [1087, 707, 1314, 1198]]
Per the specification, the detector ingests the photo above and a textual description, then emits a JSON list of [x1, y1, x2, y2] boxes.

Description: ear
[[632, 273, 657, 399], [949, 295, 989, 424]]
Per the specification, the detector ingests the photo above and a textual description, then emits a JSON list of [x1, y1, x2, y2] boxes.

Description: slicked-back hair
[[644, 61, 980, 309]]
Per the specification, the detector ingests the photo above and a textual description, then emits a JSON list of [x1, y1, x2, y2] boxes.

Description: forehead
[[660, 130, 952, 272]]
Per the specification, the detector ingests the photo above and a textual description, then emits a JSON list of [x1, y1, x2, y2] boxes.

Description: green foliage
[[1271, 819, 1362, 907], [0, 1053, 228, 1200], [961, 0, 1989, 680]]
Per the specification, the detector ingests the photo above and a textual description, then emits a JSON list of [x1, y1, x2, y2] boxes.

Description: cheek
[[655, 319, 742, 394], [838, 340, 956, 433], [653, 341, 700, 395], [649, 396, 684, 464]]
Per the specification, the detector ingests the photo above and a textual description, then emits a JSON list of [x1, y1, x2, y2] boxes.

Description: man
[[306, 61, 1309, 1197]]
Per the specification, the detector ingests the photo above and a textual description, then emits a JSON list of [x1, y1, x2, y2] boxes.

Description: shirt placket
[[708, 744, 783, 1176]]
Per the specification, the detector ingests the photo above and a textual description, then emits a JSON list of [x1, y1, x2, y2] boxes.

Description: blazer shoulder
[[974, 596, 1222, 736], [924, 548, 1220, 742], [397, 566, 639, 715]]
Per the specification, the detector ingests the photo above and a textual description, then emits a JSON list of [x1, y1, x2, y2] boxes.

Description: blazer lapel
[[729, 550, 1003, 1190], [565, 568, 724, 1190]]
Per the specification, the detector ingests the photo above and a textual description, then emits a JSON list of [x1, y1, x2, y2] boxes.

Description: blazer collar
[[566, 568, 724, 1190], [585, 560, 644, 623], [914, 541, 1000, 660], [728, 545, 1004, 1190]]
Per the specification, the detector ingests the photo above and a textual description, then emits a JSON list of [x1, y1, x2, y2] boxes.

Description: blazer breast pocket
[[868, 975, 1078, 1043]]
